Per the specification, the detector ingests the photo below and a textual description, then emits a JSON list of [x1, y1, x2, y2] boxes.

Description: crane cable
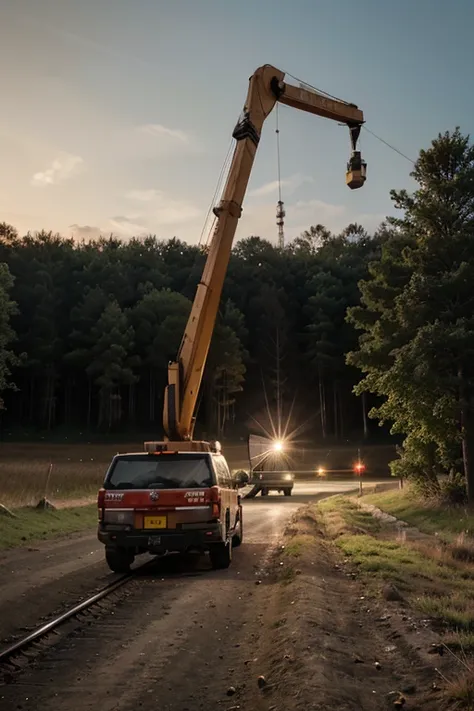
[[285, 70, 416, 165], [362, 126, 415, 165], [276, 104, 283, 205], [199, 72, 415, 251], [275, 105, 286, 249], [198, 137, 235, 248]]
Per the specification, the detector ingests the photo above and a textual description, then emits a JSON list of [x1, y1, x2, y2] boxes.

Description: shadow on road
[[242, 491, 357, 506], [131, 544, 275, 583]]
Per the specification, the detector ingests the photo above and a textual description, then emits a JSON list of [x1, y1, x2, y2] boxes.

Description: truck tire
[[232, 508, 243, 547], [105, 548, 134, 574], [209, 540, 232, 569], [284, 488, 292, 497]]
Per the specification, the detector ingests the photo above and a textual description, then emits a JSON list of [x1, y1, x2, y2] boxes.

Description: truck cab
[[97, 441, 248, 573]]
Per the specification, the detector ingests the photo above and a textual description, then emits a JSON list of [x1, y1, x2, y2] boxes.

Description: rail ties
[[0, 554, 205, 677], [0, 573, 131, 666], [0, 556, 165, 673]]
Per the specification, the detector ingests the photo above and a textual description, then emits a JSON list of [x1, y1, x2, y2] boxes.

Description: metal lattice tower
[[276, 200, 285, 250], [275, 106, 285, 250]]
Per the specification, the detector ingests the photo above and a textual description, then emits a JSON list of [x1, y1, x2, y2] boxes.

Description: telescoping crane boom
[[163, 64, 367, 443]]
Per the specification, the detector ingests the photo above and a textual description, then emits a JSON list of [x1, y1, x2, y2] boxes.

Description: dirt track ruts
[[0, 497, 305, 710], [1, 492, 447, 710]]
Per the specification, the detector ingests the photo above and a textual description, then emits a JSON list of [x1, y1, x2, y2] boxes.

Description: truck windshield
[[105, 454, 214, 490]]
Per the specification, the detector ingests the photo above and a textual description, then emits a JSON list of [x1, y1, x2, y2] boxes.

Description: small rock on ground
[[382, 583, 404, 602]]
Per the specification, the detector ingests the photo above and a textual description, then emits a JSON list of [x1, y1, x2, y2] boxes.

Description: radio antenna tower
[[275, 106, 285, 250]]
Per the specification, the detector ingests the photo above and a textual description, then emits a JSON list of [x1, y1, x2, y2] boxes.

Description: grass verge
[[318, 494, 474, 707], [0, 504, 97, 550], [362, 487, 474, 542], [318, 495, 454, 590]]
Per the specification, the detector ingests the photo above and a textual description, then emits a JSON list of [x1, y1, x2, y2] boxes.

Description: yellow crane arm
[[164, 64, 366, 441]]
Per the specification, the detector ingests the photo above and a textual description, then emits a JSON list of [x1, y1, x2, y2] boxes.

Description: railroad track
[[0, 554, 206, 679], [0, 556, 170, 678], [0, 574, 131, 667]]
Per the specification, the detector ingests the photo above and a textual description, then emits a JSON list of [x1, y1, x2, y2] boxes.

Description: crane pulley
[[163, 64, 367, 442]]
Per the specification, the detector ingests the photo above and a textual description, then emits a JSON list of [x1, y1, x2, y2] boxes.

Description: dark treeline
[[3, 127, 474, 502], [0, 220, 382, 442]]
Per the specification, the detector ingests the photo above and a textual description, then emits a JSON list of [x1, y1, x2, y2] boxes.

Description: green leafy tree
[[66, 286, 110, 426], [0, 264, 19, 409], [349, 128, 474, 499], [306, 270, 346, 438], [87, 301, 138, 430], [291, 224, 332, 254], [0, 223, 18, 244], [130, 289, 191, 422], [205, 300, 248, 438], [0, 222, 386, 440]]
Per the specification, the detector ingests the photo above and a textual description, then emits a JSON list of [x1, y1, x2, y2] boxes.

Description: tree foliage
[[0, 263, 19, 409], [4, 126, 474, 503], [0, 224, 379, 439], [348, 128, 474, 500]]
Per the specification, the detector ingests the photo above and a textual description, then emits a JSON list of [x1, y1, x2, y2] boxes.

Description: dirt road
[[0, 496, 307, 710], [0, 481, 375, 645], [1, 484, 440, 710]]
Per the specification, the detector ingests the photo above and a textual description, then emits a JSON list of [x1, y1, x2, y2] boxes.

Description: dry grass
[[0, 442, 142, 508], [0, 440, 251, 509]]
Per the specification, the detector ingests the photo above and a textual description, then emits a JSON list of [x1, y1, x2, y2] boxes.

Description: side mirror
[[234, 470, 249, 488]]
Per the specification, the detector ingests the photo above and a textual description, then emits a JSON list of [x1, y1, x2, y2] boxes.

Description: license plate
[[144, 515, 167, 529], [148, 536, 161, 547]]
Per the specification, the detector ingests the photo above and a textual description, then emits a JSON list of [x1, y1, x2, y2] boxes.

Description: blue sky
[[1, 0, 473, 244]]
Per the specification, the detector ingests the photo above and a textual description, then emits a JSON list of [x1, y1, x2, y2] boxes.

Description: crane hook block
[[346, 150, 367, 190]]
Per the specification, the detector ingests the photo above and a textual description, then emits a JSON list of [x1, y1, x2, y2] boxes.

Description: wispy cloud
[[108, 216, 147, 237], [292, 198, 345, 219], [125, 188, 160, 202], [69, 224, 106, 241], [137, 123, 190, 144], [125, 188, 201, 225], [31, 152, 83, 187], [249, 174, 314, 198]]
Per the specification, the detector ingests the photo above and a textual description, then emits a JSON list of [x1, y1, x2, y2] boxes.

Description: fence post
[[43, 463, 53, 507]]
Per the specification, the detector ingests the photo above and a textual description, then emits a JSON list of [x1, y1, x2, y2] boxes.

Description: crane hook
[[346, 123, 367, 190]]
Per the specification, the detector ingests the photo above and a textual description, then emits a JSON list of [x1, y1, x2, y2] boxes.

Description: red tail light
[[210, 486, 221, 519], [354, 463, 366, 475], [98, 488, 105, 521], [209, 486, 220, 503]]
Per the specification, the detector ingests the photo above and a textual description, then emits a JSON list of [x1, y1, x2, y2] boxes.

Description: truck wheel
[[105, 548, 134, 574], [284, 488, 292, 497], [232, 509, 243, 547], [261, 488, 268, 497], [209, 540, 232, 569]]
